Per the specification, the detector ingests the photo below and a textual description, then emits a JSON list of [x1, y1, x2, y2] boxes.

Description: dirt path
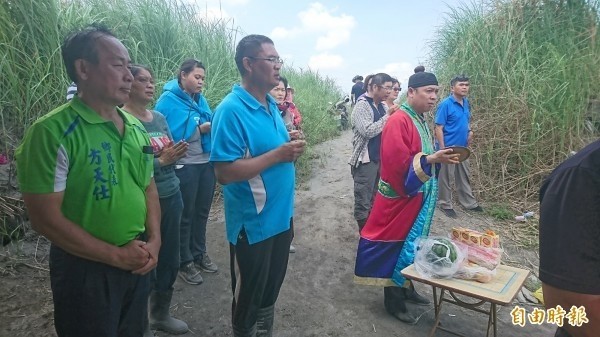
[[0, 130, 557, 336]]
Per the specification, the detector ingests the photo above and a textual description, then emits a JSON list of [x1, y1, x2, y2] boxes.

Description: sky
[[194, 0, 465, 94]]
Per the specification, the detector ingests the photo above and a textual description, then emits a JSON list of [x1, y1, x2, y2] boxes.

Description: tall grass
[[429, 0, 600, 203], [0, 0, 340, 181], [282, 67, 344, 180]]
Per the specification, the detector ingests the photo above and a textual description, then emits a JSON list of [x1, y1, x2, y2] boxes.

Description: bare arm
[[23, 192, 149, 271], [133, 179, 161, 275], [467, 125, 473, 147], [542, 283, 600, 337], [214, 140, 306, 185], [434, 124, 445, 149]]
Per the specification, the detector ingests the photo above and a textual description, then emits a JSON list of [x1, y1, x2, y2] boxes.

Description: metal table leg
[[428, 287, 497, 337], [428, 286, 445, 337], [485, 303, 497, 337]]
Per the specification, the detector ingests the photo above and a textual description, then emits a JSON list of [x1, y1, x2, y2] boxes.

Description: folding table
[[401, 264, 529, 337]]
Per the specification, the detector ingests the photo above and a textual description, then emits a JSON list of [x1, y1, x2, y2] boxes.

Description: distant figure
[[539, 139, 600, 337], [16, 25, 160, 336], [434, 74, 482, 218], [384, 78, 401, 109], [211, 34, 306, 337], [285, 85, 302, 130], [270, 76, 294, 131], [351, 75, 366, 106], [270, 76, 299, 254], [354, 66, 460, 325], [349, 73, 395, 231]]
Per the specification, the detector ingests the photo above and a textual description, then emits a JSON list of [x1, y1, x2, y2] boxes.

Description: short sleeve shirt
[[210, 84, 295, 245], [16, 97, 153, 246], [434, 95, 471, 148], [140, 111, 180, 198], [538, 140, 600, 294]]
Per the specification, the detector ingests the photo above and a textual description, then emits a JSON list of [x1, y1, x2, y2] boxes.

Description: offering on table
[[414, 237, 466, 279], [455, 261, 496, 283], [451, 227, 499, 248]]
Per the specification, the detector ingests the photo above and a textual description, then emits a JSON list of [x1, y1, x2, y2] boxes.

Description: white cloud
[[315, 29, 351, 51], [308, 53, 344, 70], [376, 62, 414, 85], [271, 27, 302, 39], [197, 6, 232, 22], [270, 2, 355, 51]]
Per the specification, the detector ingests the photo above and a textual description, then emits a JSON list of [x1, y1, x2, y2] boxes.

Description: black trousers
[[49, 245, 149, 337], [229, 221, 293, 334]]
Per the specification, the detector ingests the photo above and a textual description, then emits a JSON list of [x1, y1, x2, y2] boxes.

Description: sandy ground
[[0, 130, 558, 337]]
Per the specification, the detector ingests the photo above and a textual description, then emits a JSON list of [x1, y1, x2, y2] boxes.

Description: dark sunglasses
[[393, 87, 401, 92]]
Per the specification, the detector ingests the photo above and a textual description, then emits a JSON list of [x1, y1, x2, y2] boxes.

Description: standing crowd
[[348, 66, 598, 337], [16, 25, 303, 337], [13, 19, 598, 337]]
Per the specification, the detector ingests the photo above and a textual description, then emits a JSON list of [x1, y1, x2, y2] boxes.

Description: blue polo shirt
[[434, 95, 471, 148], [210, 84, 295, 245]]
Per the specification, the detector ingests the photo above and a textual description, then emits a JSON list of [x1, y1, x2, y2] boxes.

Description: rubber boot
[[233, 323, 257, 337], [149, 289, 189, 334], [403, 280, 430, 306], [143, 315, 154, 337], [256, 305, 275, 337], [384, 287, 418, 325]]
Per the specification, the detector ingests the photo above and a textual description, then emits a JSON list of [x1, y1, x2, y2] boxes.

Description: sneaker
[[289, 244, 296, 254], [468, 206, 484, 212], [440, 208, 458, 219], [195, 252, 218, 273], [178, 262, 203, 285]]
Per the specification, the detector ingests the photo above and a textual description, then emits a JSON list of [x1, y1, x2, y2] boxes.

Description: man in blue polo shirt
[[434, 75, 482, 218], [210, 34, 306, 337]]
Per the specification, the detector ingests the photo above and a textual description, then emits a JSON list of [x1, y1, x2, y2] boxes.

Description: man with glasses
[[355, 66, 460, 325], [349, 73, 395, 232], [210, 34, 305, 337], [434, 75, 482, 218]]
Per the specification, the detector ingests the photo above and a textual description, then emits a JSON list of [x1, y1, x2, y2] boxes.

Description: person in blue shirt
[[155, 59, 218, 286], [210, 34, 306, 337], [434, 75, 482, 218]]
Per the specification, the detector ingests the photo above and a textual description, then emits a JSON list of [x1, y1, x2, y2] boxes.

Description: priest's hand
[[426, 149, 460, 165]]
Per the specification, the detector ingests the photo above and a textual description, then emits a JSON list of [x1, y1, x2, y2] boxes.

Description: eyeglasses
[[393, 87, 401, 92], [248, 56, 284, 65], [378, 85, 393, 91]]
